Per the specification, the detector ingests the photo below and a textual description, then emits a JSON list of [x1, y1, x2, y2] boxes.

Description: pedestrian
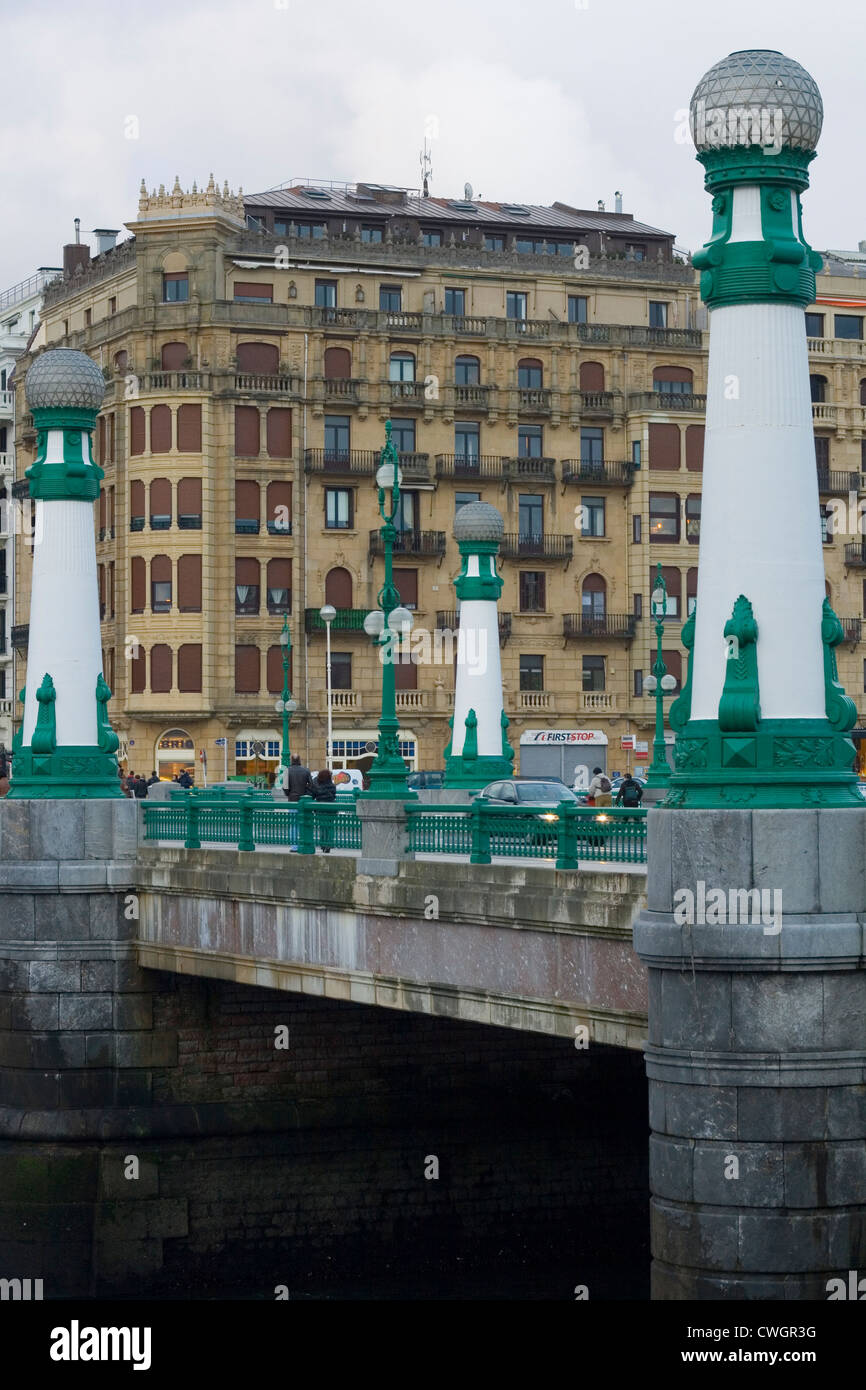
[[615, 773, 644, 809], [177, 769, 193, 789], [125, 770, 137, 795], [146, 770, 160, 787], [586, 765, 613, 807], [118, 766, 131, 798], [0, 755, 10, 798], [133, 774, 148, 799], [284, 754, 314, 802], [312, 767, 336, 852]]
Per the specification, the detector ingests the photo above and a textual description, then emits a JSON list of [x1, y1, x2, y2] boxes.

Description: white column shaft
[[451, 600, 502, 757]]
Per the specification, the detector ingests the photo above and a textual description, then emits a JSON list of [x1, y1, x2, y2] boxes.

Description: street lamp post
[[274, 614, 297, 789], [644, 562, 678, 788], [319, 603, 336, 770], [360, 422, 416, 798]]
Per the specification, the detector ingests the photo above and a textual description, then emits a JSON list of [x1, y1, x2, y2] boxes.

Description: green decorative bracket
[[668, 606, 695, 734], [31, 674, 57, 755], [442, 714, 454, 762], [463, 708, 478, 761], [501, 708, 515, 764], [95, 674, 120, 754], [11, 687, 25, 757], [822, 598, 858, 732], [718, 596, 761, 732]]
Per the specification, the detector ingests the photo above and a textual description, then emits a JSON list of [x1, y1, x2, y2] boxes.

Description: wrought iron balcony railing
[[561, 459, 638, 486], [499, 533, 573, 561], [368, 529, 446, 557], [563, 612, 637, 639]]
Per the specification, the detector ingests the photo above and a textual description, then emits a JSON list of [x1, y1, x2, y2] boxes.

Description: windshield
[[516, 782, 576, 802]]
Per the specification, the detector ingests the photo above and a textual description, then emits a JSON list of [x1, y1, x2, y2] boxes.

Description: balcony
[[518, 690, 553, 711], [577, 391, 616, 416], [0, 453, 13, 474], [817, 469, 860, 495], [389, 380, 427, 405], [395, 690, 429, 710], [812, 403, 838, 425], [143, 371, 207, 391], [499, 533, 573, 562], [580, 692, 616, 712], [305, 607, 369, 633], [0, 390, 14, 417], [452, 384, 490, 408], [628, 391, 707, 413], [808, 336, 866, 360], [845, 543, 866, 567], [11, 479, 28, 499], [235, 519, 260, 535], [397, 452, 431, 483], [503, 456, 557, 484], [563, 613, 637, 639], [330, 690, 359, 708], [369, 529, 446, 557], [324, 378, 363, 402], [304, 448, 379, 476], [561, 459, 637, 487], [842, 617, 862, 642], [11, 624, 28, 650], [130, 516, 145, 532], [435, 611, 512, 641], [266, 519, 292, 536], [233, 372, 298, 395], [517, 387, 551, 413], [435, 454, 507, 481]]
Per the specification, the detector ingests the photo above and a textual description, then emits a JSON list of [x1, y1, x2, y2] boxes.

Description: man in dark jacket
[[615, 774, 644, 808], [284, 755, 314, 801], [177, 770, 193, 789], [133, 775, 149, 799], [147, 771, 160, 787]]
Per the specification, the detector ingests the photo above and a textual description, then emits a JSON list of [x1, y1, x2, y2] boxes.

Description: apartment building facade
[[11, 177, 866, 782]]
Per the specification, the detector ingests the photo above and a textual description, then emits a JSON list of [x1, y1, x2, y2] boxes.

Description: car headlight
[[595, 814, 609, 823], [540, 813, 559, 822]]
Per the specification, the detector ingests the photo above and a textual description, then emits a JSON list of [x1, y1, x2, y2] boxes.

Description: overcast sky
[[1, 0, 864, 289]]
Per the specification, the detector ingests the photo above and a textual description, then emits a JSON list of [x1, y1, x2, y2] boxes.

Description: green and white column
[[443, 502, 514, 790], [666, 50, 860, 808], [9, 349, 121, 799]]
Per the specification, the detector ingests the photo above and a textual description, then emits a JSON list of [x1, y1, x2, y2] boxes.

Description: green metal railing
[[142, 795, 645, 864]]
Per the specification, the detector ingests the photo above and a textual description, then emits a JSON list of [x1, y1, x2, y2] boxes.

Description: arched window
[[810, 374, 827, 403], [581, 573, 606, 623], [518, 357, 543, 389], [324, 346, 352, 379], [150, 644, 172, 693], [325, 566, 352, 609], [579, 361, 605, 392], [114, 349, 129, 373], [653, 365, 693, 396], [160, 342, 188, 370], [389, 351, 415, 383], [455, 355, 480, 386], [237, 341, 279, 375]]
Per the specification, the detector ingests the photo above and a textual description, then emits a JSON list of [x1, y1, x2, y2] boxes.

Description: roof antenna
[[420, 138, 433, 198]]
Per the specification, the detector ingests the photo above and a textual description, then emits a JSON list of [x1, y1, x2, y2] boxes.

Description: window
[[519, 494, 543, 542], [633, 514, 642, 544], [161, 341, 188, 370], [389, 352, 415, 382], [649, 422, 681, 470], [163, 272, 188, 302], [815, 436, 830, 469], [582, 656, 605, 691], [150, 645, 172, 694], [325, 488, 353, 529], [235, 558, 260, 615], [649, 493, 680, 542], [131, 646, 146, 693], [653, 367, 693, 395], [810, 374, 827, 403], [519, 571, 546, 612], [627, 244, 646, 261], [568, 295, 588, 324], [662, 650, 681, 688], [267, 558, 292, 615], [150, 404, 171, 453], [805, 312, 824, 337], [267, 407, 291, 459], [422, 230, 442, 246], [389, 418, 416, 453], [455, 490, 480, 510], [233, 281, 273, 303], [484, 234, 505, 251], [634, 593, 643, 619], [178, 644, 202, 692], [581, 496, 605, 537], [267, 480, 292, 534], [455, 355, 480, 386], [151, 555, 171, 614], [379, 285, 402, 312], [686, 494, 701, 543], [685, 424, 704, 472], [632, 440, 641, 469], [234, 405, 260, 456], [445, 288, 465, 316], [237, 342, 278, 375], [649, 301, 668, 329], [85, 308, 92, 327], [634, 669, 644, 697], [131, 556, 146, 613], [322, 415, 350, 465], [862, 438, 866, 474], [324, 346, 351, 379], [519, 654, 544, 691], [362, 226, 383, 244], [177, 403, 201, 452], [506, 291, 527, 321], [395, 490, 418, 537], [580, 428, 604, 466], [149, 478, 171, 530], [821, 506, 832, 545], [109, 297, 117, 315], [315, 280, 337, 308], [235, 646, 260, 693], [235, 480, 260, 534], [455, 421, 480, 460], [651, 565, 681, 618], [296, 222, 326, 239], [325, 567, 353, 608], [687, 567, 698, 616], [177, 555, 202, 612], [582, 574, 606, 620], [266, 646, 291, 695], [518, 425, 543, 458], [393, 568, 418, 611], [835, 314, 863, 340], [579, 361, 605, 392], [518, 359, 543, 389], [130, 479, 145, 531], [331, 652, 352, 689]]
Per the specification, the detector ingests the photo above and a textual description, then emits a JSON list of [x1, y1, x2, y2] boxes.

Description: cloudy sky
[[1, 0, 864, 288]]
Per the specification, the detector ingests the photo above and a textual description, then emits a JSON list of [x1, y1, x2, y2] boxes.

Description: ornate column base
[[8, 746, 124, 800]]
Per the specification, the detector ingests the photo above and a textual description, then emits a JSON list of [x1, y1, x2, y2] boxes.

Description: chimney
[[859, 240, 866, 254], [598, 199, 605, 212], [93, 228, 120, 257], [62, 218, 90, 277], [615, 190, 623, 214]]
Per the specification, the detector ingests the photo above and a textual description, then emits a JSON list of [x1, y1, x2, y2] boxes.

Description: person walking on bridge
[[284, 754, 314, 801]]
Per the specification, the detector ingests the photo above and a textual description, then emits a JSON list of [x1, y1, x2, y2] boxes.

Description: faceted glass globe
[[25, 348, 106, 411], [453, 500, 504, 543], [690, 49, 823, 153]]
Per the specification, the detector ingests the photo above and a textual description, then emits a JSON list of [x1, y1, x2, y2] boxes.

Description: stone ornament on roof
[[136, 173, 245, 224]]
